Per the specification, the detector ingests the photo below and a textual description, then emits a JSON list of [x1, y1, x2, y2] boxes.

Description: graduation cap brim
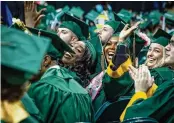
[[128, 31, 146, 57], [1, 25, 51, 84], [153, 28, 172, 40], [61, 12, 89, 39], [27, 27, 75, 54], [113, 12, 127, 24], [113, 12, 126, 32]]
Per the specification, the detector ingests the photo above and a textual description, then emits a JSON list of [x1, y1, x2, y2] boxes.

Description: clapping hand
[[129, 65, 154, 92]]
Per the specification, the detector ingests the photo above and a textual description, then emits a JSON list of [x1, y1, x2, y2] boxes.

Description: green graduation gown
[[150, 67, 174, 86], [28, 65, 94, 123], [124, 79, 174, 123], [93, 67, 174, 112], [21, 93, 43, 123]]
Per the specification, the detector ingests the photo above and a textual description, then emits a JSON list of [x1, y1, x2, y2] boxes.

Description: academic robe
[[28, 65, 94, 123]]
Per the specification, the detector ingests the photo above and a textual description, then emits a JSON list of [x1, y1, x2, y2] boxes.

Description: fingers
[[139, 65, 143, 81], [37, 8, 46, 16], [135, 65, 140, 81], [28, 1, 32, 11], [135, 57, 139, 68], [129, 65, 137, 75], [127, 21, 141, 33], [24, 1, 33, 11], [34, 15, 45, 27], [32, 1, 36, 12], [122, 24, 129, 31], [24, 1, 28, 11], [142, 65, 153, 87], [142, 65, 147, 81], [134, 21, 141, 28], [35, 8, 46, 20]]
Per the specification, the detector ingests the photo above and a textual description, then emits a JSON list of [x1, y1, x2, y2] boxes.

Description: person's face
[[57, 28, 77, 44], [62, 41, 86, 65], [165, 39, 174, 66], [146, 43, 164, 69], [98, 25, 114, 45], [104, 36, 119, 63]]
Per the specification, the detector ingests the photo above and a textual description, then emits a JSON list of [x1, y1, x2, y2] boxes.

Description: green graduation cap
[[89, 26, 98, 39], [152, 28, 172, 47], [83, 40, 97, 66], [89, 36, 107, 77], [152, 37, 170, 47], [37, 4, 47, 14], [27, 27, 75, 59], [1, 25, 51, 85], [128, 31, 146, 58], [68, 6, 84, 19], [117, 9, 133, 24], [113, 12, 126, 32], [164, 11, 174, 26], [54, 6, 70, 21], [153, 28, 172, 39], [61, 12, 89, 40], [139, 18, 152, 30], [46, 5, 56, 13], [105, 20, 121, 33], [85, 9, 99, 23], [62, 5, 70, 13], [149, 10, 162, 26]]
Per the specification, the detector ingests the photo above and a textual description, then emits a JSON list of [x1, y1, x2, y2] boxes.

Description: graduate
[[27, 28, 94, 123], [1, 25, 51, 123], [57, 13, 89, 45], [120, 35, 174, 122]]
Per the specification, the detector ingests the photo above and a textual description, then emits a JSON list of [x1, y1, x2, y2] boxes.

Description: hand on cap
[[119, 21, 141, 42], [24, 1, 46, 28]]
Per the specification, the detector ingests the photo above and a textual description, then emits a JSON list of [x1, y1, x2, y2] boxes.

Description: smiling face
[[98, 25, 114, 45], [61, 41, 86, 65], [57, 28, 78, 45], [146, 43, 164, 69], [165, 39, 174, 67], [104, 36, 119, 63]]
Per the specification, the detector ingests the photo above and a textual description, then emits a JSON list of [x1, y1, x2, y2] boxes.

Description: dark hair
[[58, 43, 93, 88], [1, 77, 27, 102]]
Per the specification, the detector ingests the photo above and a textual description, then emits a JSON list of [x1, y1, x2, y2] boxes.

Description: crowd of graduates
[[1, 1, 174, 123]]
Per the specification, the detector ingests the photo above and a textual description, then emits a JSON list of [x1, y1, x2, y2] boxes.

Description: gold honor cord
[[12, 18, 32, 35]]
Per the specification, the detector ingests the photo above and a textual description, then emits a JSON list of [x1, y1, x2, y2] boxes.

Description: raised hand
[[119, 21, 141, 42], [24, 1, 46, 28]]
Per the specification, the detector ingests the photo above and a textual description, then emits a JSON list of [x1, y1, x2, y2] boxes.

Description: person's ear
[[43, 55, 52, 68]]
